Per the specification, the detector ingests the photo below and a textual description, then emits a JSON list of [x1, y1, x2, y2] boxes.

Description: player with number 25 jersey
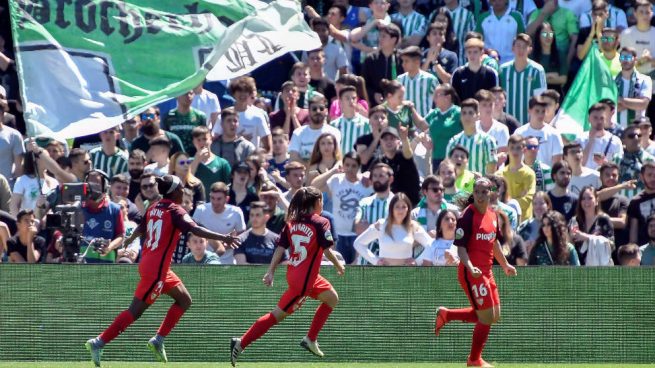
[[231, 187, 345, 367]]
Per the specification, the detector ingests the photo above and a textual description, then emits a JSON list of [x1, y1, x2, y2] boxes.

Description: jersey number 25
[[289, 234, 309, 266]]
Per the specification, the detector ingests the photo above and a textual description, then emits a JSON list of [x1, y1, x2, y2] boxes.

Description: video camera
[[45, 183, 104, 263]]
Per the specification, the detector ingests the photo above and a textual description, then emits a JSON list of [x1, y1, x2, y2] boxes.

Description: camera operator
[[81, 170, 124, 263], [7, 209, 46, 263]]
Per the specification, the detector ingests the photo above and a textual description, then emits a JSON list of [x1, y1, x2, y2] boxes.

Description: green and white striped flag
[[9, 0, 320, 139], [552, 44, 617, 142]]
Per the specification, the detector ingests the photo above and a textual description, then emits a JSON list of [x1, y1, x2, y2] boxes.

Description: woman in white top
[[354, 193, 433, 265], [417, 209, 460, 266], [11, 151, 58, 216]]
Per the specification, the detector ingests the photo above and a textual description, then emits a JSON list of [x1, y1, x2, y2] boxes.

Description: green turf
[[0, 363, 654, 368]]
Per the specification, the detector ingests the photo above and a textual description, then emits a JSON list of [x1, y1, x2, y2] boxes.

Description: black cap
[[380, 127, 400, 139], [233, 162, 250, 172]]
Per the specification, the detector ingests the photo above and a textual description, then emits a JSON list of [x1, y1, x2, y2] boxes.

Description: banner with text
[[9, 0, 320, 139]]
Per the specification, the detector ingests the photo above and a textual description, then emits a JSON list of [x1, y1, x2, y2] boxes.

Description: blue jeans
[[336, 235, 357, 264]]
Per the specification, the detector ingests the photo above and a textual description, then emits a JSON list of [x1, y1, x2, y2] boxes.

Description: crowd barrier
[[0, 265, 652, 363]]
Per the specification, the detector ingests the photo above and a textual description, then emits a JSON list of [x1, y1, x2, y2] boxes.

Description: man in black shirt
[[451, 38, 498, 101], [628, 162, 655, 245], [361, 23, 405, 106], [355, 105, 386, 172], [370, 126, 421, 206], [235, 202, 282, 264], [547, 160, 578, 222], [7, 209, 45, 263]]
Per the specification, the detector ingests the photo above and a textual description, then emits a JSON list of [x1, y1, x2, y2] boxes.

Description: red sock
[[157, 304, 186, 337], [445, 307, 478, 323], [99, 310, 135, 344], [240, 313, 278, 349], [470, 322, 491, 361], [307, 304, 333, 341]]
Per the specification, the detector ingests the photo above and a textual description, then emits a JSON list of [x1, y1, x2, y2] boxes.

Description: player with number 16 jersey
[[231, 187, 345, 367], [432, 178, 517, 368], [86, 176, 240, 368]]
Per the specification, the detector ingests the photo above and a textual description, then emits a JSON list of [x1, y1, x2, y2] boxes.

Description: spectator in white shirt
[[289, 94, 341, 164], [192, 182, 246, 264], [515, 96, 563, 166], [475, 89, 510, 164], [354, 192, 433, 265], [580, 103, 623, 170], [416, 209, 459, 266], [190, 81, 221, 129]]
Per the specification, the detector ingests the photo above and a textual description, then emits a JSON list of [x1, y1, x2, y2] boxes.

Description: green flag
[[552, 44, 618, 142], [9, 0, 320, 139]]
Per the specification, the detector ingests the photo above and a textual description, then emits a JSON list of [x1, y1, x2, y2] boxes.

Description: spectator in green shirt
[[189, 126, 231, 202], [527, 0, 579, 68], [163, 90, 207, 156], [425, 83, 461, 172], [181, 232, 221, 265]]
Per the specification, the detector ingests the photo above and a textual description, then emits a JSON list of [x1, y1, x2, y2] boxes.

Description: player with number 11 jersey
[[231, 187, 345, 367], [86, 176, 240, 367]]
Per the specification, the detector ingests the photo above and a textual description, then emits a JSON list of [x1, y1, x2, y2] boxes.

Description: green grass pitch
[[0, 363, 654, 368]]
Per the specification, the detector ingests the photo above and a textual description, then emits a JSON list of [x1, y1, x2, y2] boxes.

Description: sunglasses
[[141, 183, 156, 189], [619, 55, 635, 62], [428, 187, 444, 193], [310, 106, 326, 112], [526, 144, 539, 150], [600, 36, 616, 43], [627, 133, 642, 139], [178, 159, 193, 166], [540, 32, 554, 38], [140, 113, 156, 120]]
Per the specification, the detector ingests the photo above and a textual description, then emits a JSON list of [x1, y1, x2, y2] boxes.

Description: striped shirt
[[331, 114, 371, 154], [477, 8, 525, 63], [355, 193, 393, 265], [579, 5, 627, 30], [89, 147, 128, 178], [391, 10, 427, 39], [397, 70, 439, 117], [612, 149, 655, 198], [446, 131, 498, 174], [446, 6, 476, 66], [499, 59, 547, 124], [528, 159, 554, 192], [615, 70, 653, 129]]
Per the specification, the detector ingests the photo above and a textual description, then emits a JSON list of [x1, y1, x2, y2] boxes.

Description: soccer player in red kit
[[434, 178, 517, 368], [230, 186, 345, 367], [85, 175, 240, 367]]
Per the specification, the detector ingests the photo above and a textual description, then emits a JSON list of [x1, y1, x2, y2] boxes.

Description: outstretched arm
[[190, 226, 241, 249]]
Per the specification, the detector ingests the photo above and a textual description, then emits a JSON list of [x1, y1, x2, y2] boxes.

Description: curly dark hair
[[531, 210, 571, 265]]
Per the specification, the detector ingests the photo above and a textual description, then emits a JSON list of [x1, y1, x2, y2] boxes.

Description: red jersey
[[454, 204, 504, 272], [137, 199, 197, 278], [278, 213, 334, 291]]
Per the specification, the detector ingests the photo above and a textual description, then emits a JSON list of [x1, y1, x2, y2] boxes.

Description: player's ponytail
[[286, 186, 322, 222]]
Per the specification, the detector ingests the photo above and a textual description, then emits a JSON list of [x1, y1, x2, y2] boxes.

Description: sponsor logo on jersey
[[475, 232, 496, 241], [455, 228, 464, 239]]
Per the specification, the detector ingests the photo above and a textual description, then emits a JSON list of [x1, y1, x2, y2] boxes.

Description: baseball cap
[[380, 127, 400, 139], [634, 117, 651, 127], [233, 162, 251, 172]]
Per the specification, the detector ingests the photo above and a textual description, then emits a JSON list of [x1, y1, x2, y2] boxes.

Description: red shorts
[[277, 274, 333, 314], [135, 270, 182, 305], [457, 265, 500, 310]]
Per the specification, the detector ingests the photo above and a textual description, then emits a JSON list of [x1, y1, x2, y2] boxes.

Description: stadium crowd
[[0, 0, 654, 267]]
